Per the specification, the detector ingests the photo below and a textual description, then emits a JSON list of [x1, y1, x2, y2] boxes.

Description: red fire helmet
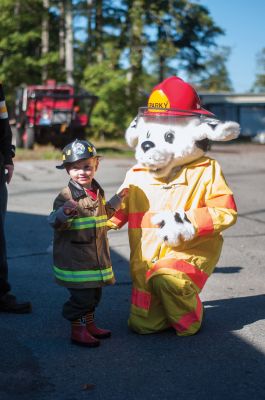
[[139, 76, 215, 118]]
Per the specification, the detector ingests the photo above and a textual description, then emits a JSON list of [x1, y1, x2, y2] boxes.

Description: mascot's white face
[[126, 115, 240, 179], [134, 117, 204, 178]]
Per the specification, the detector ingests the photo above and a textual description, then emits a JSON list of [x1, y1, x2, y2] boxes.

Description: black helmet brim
[[56, 164, 65, 169], [55, 154, 102, 170]]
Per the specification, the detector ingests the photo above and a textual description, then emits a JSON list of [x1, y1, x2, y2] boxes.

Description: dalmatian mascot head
[[126, 76, 240, 179], [125, 76, 240, 247]]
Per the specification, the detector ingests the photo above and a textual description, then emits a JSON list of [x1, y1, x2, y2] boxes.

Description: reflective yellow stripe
[[53, 265, 113, 282], [0, 101, 8, 119], [70, 215, 107, 230]]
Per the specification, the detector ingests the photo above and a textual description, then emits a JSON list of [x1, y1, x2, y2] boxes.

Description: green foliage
[[0, 0, 63, 101], [83, 63, 132, 138], [189, 46, 233, 92], [251, 48, 265, 93], [143, 0, 224, 78], [82, 60, 156, 138]]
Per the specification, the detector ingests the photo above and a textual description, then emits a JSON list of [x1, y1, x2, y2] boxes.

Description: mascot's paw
[[152, 210, 195, 247]]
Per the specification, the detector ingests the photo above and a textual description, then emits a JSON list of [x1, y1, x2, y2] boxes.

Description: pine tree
[[189, 46, 233, 92], [251, 48, 265, 93]]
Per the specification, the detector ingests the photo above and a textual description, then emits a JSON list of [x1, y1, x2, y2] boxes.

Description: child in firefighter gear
[[48, 139, 127, 347], [108, 76, 239, 336], [0, 82, 31, 314]]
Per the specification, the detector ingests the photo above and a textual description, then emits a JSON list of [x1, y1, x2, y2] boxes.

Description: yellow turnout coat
[[108, 156, 237, 335]]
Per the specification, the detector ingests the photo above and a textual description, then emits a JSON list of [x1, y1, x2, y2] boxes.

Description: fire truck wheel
[[24, 126, 35, 149]]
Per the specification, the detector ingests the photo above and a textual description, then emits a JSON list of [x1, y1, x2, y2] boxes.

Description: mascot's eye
[[164, 131, 175, 144]]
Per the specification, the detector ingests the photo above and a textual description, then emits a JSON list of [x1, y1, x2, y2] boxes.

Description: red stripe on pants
[[172, 294, 203, 333], [146, 259, 208, 290], [131, 287, 151, 310]]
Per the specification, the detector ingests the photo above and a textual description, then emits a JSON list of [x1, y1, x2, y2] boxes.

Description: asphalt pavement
[[1, 142, 265, 400]]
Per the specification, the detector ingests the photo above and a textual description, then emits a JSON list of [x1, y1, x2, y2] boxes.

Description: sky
[[196, 0, 265, 93]]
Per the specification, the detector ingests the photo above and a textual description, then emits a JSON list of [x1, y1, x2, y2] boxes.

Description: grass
[[15, 145, 61, 161], [14, 140, 134, 161]]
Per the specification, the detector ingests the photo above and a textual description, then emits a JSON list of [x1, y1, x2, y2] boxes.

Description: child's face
[[66, 157, 99, 188]]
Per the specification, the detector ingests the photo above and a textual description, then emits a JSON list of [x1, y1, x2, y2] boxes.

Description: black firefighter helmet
[[56, 139, 98, 169]]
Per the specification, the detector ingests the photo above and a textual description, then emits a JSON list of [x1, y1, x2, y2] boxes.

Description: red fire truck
[[13, 80, 98, 149]]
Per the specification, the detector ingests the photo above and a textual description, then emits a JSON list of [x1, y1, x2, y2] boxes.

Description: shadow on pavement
[[214, 266, 243, 273], [0, 211, 264, 400]]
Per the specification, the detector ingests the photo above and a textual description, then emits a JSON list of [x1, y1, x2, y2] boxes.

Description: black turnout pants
[[0, 169, 11, 297], [62, 287, 102, 321]]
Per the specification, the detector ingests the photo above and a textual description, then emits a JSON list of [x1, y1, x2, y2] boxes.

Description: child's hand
[[63, 200, 78, 216], [117, 188, 129, 199]]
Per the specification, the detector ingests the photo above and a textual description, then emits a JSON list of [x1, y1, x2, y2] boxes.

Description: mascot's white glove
[[152, 210, 195, 247]]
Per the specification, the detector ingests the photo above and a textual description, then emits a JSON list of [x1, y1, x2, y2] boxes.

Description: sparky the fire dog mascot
[[109, 76, 239, 336]]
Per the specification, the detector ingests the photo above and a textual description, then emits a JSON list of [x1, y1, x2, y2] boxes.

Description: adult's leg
[[150, 274, 203, 336], [0, 173, 11, 296], [0, 171, 32, 313], [128, 287, 170, 334]]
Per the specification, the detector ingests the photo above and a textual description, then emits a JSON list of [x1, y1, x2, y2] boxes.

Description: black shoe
[[0, 293, 32, 314]]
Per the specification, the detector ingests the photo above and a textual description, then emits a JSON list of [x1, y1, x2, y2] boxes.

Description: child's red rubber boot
[[86, 313, 111, 339], [71, 316, 100, 347]]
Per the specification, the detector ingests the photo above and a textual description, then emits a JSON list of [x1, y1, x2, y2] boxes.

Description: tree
[[41, 0, 50, 82], [144, 0, 224, 81], [125, 0, 146, 110], [65, 0, 74, 84], [0, 0, 43, 92], [189, 46, 233, 92], [59, 1, 65, 68], [0, 0, 63, 93], [82, 62, 129, 138], [251, 48, 265, 93]]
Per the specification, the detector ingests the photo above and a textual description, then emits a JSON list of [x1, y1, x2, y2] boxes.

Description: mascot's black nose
[[141, 141, 155, 153]]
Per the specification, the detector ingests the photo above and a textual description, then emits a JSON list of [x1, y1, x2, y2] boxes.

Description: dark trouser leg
[[0, 172, 11, 298], [62, 288, 102, 321]]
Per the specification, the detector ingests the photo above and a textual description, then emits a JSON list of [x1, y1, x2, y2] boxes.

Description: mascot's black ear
[[195, 138, 211, 152], [125, 116, 140, 147], [196, 120, 240, 142]]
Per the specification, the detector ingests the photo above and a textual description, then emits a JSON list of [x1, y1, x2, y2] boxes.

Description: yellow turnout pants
[[128, 274, 203, 336]]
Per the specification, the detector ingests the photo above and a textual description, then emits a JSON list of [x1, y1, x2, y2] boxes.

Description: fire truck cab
[[14, 80, 97, 149]]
